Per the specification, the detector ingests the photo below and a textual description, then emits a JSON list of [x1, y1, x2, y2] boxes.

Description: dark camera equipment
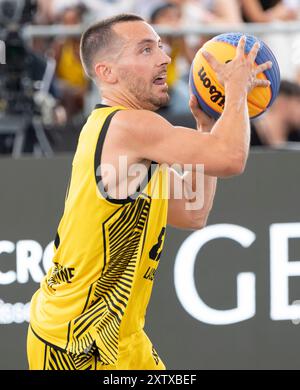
[[0, 0, 37, 26], [0, 0, 53, 157]]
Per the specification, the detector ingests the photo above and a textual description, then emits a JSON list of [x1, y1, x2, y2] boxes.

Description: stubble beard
[[124, 74, 170, 110]]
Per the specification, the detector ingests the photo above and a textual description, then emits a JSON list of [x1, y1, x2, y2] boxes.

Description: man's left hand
[[189, 95, 215, 133]]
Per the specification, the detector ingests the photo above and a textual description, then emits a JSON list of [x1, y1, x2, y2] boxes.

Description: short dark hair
[[80, 14, 144, 79]]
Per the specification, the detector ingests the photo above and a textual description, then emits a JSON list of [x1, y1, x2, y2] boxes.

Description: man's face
[[112, 21, 171, 110]]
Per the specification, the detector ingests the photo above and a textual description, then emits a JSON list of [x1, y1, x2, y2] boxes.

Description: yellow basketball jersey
[[29, 105, 169, 366]]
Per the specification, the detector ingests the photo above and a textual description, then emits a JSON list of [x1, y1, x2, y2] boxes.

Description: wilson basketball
[[189, 32, 281, 119]]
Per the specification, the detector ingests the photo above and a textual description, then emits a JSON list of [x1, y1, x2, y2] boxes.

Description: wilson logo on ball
[[197, 66, 225, 108]]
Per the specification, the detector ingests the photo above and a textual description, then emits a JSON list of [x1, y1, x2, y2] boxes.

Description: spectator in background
[[240, 1, 299, 81], [51, 5, 89, 120], [251, 80, 300, 147], [134, 0, 165, 19], [187, 0, 242, 24], [77, 0, 135, 21], [177, 0, 242, 68], [150, 2, 193, 115], [36, 0, 55, 24], [241, 0, 299, 22], [169, 0, 242, 25], [150, 3, 193, 88], [37, 0, 136, 24], [136, 0, 242, 24]]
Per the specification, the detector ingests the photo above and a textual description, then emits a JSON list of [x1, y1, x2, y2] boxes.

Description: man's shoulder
[[112, 108, 169, 134], [114, 108, 160, 121]]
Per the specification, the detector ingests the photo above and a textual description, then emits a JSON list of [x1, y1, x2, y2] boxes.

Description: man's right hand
[[202, 36, 273, 94], [109, 40, 271, 178]]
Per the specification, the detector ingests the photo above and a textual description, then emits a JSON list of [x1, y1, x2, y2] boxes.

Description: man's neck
[[101, 92, 144, 110]]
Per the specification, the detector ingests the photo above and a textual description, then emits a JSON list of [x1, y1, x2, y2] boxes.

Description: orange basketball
[[190, 33, 281, 119]]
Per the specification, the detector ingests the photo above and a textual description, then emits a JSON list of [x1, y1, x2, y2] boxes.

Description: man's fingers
[[189, 94, 197, 109], [189, 95, 201, 115], [248, 41, 260, 63], [189, 95, 215, 130], [236, 35, 246, 57], [190, 95, 207, 118], [253, 78, 271, 88], [254, 61, 273, 76], [202, 50, 220, 72]]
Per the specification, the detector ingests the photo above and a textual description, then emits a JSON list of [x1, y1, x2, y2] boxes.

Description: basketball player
[[27, 14, 272, 370]]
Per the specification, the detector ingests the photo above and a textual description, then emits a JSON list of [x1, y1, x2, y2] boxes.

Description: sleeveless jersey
[[29, 105, 169, 366]]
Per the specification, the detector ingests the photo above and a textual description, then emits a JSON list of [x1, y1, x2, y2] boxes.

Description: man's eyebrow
[[136, 38, 161, 47]]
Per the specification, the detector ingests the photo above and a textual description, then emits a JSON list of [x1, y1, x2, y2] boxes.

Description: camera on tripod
[[0, 0, 54, 156], [0, 0, 37, 113]]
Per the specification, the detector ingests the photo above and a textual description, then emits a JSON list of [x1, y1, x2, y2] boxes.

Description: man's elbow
[[208, 145, 248, 178], [188, 214, 208, 231], [223, 152, 247, 177]]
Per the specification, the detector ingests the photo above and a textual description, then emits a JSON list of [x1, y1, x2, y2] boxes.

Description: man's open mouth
[[153, 74, 167, 85]]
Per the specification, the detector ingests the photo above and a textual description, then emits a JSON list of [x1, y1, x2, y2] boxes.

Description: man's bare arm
[[167, 98, 217, 230], [167, 168, 217, 230], [111, 37, 272, 178]]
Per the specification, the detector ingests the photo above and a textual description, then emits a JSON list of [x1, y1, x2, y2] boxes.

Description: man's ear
[[94, 63, 117, 84]]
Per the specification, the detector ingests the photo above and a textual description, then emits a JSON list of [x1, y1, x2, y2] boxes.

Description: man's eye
[[143, 47, 151, 53]]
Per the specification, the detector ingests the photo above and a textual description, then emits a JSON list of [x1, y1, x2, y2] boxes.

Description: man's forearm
[[183, 170, 217, 220], [211, 88, 250, 167], [203, 174, 217, 217]]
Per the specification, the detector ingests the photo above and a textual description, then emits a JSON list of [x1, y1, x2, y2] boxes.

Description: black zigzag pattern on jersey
[[45, 344, 98, 370], [66, 196, 151, 365]]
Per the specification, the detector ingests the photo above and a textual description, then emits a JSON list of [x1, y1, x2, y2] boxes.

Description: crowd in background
[[1, 0, 300, 154]]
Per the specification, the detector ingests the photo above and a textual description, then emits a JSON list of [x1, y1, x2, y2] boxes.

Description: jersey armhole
[[94, 109, 158, 205]]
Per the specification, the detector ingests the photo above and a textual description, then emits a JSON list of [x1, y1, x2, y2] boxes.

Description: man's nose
[[159, 49, 171, 66]]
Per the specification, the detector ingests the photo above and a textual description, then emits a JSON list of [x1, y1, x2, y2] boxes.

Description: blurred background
[[1, 0, 300, 370]]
